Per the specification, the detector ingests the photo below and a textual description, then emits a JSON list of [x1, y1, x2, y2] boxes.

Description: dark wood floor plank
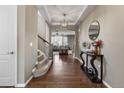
[[27, 54, 106, 88]]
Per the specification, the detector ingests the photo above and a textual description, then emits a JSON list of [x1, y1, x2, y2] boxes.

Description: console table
[[80, 51, 104, 83]]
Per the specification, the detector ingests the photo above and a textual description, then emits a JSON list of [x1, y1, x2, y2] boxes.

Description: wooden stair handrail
[[38, 35, 52, 45]]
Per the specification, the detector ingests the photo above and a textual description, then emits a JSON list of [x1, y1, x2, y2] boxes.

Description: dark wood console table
[[80, 51, 104, 83]]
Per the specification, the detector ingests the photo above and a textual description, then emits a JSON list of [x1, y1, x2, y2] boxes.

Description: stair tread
[[37, 49, 46, 62], [35, 60, 52, 72], [38, 54, 44, 58], [32, 59, 52, 77], [36, 63, 51, 72], [38, 55, 45, 62], [33, 49, 52, 78], [36, 58, 48, 68]]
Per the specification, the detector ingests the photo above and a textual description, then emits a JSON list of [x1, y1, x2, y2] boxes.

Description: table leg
[[101, 56, 103, 82]]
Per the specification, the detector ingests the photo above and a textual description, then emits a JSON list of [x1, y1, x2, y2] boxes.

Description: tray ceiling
[[37, 5, 96, 26]]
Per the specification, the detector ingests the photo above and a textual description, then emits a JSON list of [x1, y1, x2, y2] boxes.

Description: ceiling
[[37, 5, 96, 27]]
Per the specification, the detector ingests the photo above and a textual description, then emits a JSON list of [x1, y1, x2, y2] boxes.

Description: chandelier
[[61, 13, 68, 27]]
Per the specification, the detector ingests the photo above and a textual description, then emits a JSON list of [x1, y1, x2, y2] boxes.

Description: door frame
[[14, 5, 17, 87], [7, 5, 18, 87]]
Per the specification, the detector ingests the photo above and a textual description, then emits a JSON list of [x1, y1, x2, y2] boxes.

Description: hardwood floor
[[27, 54, 106, 88]]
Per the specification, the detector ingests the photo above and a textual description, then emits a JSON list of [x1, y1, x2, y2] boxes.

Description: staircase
[[32, 35, 53, 78], [32, 50, 52, 77]]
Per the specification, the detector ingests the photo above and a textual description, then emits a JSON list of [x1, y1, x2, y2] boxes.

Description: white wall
[[79, 5, 124, 88], [17, 5, 26, 84], [17, 5, 38, 84], [24, 6, 38, 82], [38, 11, 50, 41], [46, 23, 50, 42], [37, 11, 50, 57], [38, 11, 46, 39]]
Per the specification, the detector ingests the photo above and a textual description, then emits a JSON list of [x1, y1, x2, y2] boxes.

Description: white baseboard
[[74, 57, 83, 64], [15, 75, 33, 88], [103, 80, 112, 88], [15, 84, 25, 88], [25, 75, 33, 86]]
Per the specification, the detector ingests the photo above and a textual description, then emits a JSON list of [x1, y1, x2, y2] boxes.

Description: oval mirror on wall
[[88, 20, 100, 41]]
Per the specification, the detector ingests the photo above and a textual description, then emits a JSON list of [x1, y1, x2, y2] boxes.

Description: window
[[51, 35, 68, 46]]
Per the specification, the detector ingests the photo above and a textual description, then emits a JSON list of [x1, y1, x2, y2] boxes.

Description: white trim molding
[[103, 80, 112, 88], [15, 75, 33, 88], [14, 5, 18, 87], [25, 75, 33, 86], [15, 84, 25, 88]]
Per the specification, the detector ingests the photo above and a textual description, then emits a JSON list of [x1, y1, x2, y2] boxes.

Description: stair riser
[[33, 61, 52, 78], [36, 61, 48, 69], [33, 49, 52, 78]]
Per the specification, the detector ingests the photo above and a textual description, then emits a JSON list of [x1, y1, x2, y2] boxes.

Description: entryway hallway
[[27, 54, 105, 88]]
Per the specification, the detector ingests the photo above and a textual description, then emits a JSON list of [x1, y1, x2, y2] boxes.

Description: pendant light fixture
[[61, 13, 68, 27]]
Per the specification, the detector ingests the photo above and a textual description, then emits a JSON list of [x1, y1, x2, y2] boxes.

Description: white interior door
[[0, 6, 17, 86]]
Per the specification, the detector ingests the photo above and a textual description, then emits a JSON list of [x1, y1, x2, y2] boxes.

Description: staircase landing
[[27, 54, 105, 88]]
